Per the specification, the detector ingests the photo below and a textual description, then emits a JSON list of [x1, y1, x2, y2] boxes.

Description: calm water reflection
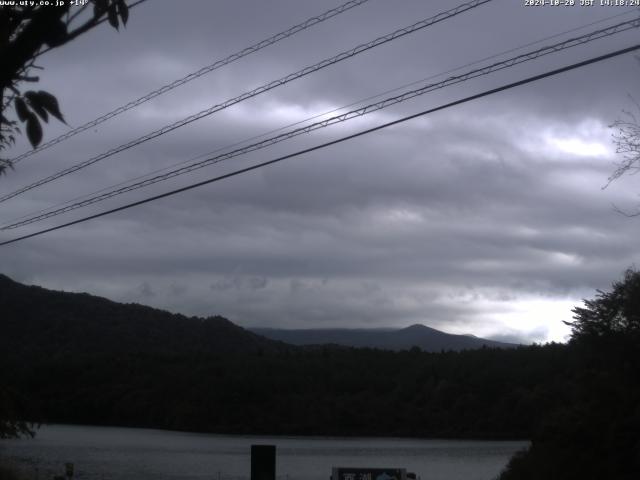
[[0, 425, 527, 480]]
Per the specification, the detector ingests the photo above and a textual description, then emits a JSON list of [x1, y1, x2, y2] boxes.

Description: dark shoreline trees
[[498, 269, 640, 480], [0, 388, 35, 439]]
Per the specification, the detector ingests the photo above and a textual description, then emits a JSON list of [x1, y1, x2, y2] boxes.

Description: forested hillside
[[0, 274, 284, 359], [0, 273, 558, 439], [3, 342, 568, 438]]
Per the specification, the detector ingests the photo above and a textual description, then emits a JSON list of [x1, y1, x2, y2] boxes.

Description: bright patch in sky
[[379, 208, 423, 224], [431, 287, 577, 343], [516, 118, 614, 161], [548, 251, 582, 267], [549, 137, 610, 158], [489, 297, 575, 343]]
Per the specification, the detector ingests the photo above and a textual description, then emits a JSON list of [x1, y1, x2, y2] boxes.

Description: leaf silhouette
[[25, 91, 49, 123], [93, 0, 108, 17], [117, 0, 129, 26], [15, 98, 30, 122], [107, 4, 119, 30], [35, 91, 65, 124], [44, 19, 68, 47], [25, 114, 43, 148]]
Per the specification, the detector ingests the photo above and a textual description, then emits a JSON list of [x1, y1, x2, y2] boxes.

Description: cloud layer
[[2, 0, 640, 343]]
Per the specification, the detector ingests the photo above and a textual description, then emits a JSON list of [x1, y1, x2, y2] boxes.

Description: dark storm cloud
[[2, 0, 640, 342]]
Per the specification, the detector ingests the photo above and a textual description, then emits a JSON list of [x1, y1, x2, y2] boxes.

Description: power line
[[9, 0, 372, 164], [0, 0, 493, 204], [3, 18, 637, 230], [4, 17, 636, 228], [1, 43, 638, 247], [11, 5, 633, 228]]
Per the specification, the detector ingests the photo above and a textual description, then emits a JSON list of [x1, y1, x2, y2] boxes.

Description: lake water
[[0, 425, 527, 480]]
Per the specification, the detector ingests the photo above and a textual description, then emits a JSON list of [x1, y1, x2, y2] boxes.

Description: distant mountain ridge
[[0, 273, 515, 358], [251, 324, 518, 352]]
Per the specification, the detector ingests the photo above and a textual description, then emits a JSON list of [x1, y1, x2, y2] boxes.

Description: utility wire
[[9, 0, 371, 164], [0, 0, 492, 203], [5, 5, 635, 230], [2, 44, 637, 247], [3, 18, 637, 230], [10, 6, 634, 228]]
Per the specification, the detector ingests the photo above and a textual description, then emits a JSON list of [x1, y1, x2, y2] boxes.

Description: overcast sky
[[2, 0, 640, 343]]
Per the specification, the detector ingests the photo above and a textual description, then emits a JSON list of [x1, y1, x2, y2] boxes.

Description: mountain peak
[[402, 323, 438, 332], [404, 323, 426, 330]]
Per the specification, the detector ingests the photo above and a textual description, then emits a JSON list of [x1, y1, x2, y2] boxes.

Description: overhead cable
[[2, 44, 638, 247], [0, 0, 493, 203], [9, 0, 372, 164], [16, 4, 633, 227], [2, 18, 637, 230]]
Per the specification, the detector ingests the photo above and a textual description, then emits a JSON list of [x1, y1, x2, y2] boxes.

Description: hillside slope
[[0, 274, 284, 359]]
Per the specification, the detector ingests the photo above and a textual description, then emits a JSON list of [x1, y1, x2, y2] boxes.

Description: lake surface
[[0, 425, 527, 480]]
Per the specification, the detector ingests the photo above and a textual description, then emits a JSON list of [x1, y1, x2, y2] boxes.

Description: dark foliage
[[498, 269, 640, 480], [0, 1, 131, 174], [566, 268, 640, 339], [0, 387, 35, 439], [3, 345, 572, 439]]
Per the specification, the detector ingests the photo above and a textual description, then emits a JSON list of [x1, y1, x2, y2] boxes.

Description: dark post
[[251, 444, 276, 480]]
